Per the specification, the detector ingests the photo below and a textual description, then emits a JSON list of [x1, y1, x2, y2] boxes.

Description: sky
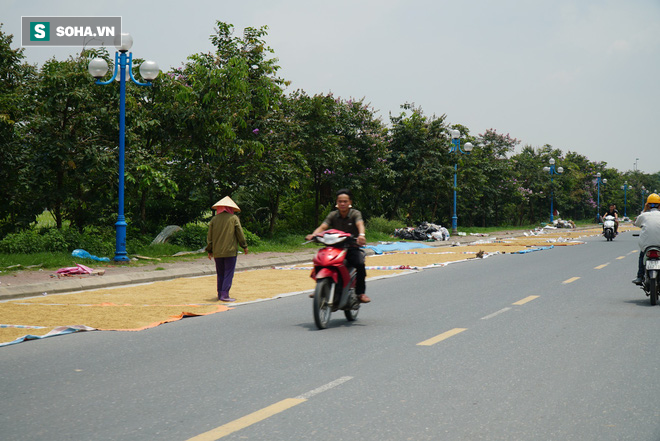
[[4, 0, 659, 173]]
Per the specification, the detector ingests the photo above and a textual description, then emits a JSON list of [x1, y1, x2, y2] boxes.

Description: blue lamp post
[[596, 173, 607, 222], [449, 129, 473, 236], [542, 158, 563, 223], [88, 33, 159, 262], [641, 186, 648, 212], [621, 181, 631, 218]]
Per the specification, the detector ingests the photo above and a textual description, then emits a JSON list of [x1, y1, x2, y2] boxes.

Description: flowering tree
[[384, 104, 452, 224], [466, 129, 519, 226], [170, 21, 287, 219]]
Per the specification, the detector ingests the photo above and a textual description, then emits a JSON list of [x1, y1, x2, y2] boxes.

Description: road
[[2, 230, 660, 441]]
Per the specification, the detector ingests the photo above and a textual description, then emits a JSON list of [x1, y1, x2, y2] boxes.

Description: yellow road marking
[[513, 295, 539, 305], [616, 256, 626, 260], [187, 398, 306, 441], [563, 277, 580, 284], [417, 328, 467, 346], [187, 376, 352, 440], [594, 263, 609, 269]]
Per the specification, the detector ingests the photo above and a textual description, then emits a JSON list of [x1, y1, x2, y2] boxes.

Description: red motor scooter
[[309, 229, 360, 329], [642, 245, 660, 305]]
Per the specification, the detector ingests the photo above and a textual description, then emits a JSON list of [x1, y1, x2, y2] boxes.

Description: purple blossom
[[252, 128, 259, 134]]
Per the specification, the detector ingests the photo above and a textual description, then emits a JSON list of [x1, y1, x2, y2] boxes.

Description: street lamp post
[[596, 173, 607, 222], [641, 186, 648, 213], [621, 181, 631, 218], [449, 129, 473, 236], [542, 158, 563, 223], [88, 33, 159, 262]]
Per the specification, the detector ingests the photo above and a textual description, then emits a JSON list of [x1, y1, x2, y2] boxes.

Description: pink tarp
[[55, 264, 94, 276]]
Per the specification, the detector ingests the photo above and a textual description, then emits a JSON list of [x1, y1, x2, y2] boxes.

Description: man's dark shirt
[[323, 208, 363, 239]]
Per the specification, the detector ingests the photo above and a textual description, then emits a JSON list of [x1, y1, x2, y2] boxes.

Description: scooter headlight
[[319, 234, 345, 245]]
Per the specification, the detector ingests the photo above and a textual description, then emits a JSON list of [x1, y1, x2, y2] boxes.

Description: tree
[[122, 64, 181, 233], [0, 24, 38, 233], [385, 104, 451, 224], [467, 129, 519, 226], [237, 94, 307, 235], [170, 21, 288, 224], [20, 51, 118, 231], [285, 91, 344, 227], [312, 97, 389, 221]]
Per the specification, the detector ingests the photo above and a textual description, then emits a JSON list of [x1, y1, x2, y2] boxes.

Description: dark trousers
[[214, 256, 237, 298], [638, 251, 645, 279], [345, 248, 366, 295]]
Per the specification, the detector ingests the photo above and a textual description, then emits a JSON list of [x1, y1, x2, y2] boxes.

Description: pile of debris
[[394, 222, 450, 241], [547, 218, 576, 229]]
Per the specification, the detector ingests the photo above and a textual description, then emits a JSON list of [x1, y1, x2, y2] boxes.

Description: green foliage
[[0, 226, 114, 255], [243, 228, 261, 247], [385, 104, 451, 224], [0, 24, 38, 234], [168, 222, 261, 249], [132, 242, 186, 257], [367, 216, 406, 234], [0, 230, 43, 254], [249, 232, 311, 252], [170, 223, 208, 250]]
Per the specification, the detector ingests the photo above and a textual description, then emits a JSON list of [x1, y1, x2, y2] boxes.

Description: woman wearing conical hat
[[205, 196, 249, 302]]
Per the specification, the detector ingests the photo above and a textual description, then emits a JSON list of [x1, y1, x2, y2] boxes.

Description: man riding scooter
[[632, 194, 660, 286], [306, 189, 371, 303], [602, 204, 619, 236]]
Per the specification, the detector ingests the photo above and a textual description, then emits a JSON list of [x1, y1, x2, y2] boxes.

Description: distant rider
[[306, 189, 371, 303], [632, 194, 660, 286], [602, 203, 619, 235]]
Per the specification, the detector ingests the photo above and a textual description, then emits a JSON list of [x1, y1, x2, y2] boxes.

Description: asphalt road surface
[[2, 230, 660, 441]]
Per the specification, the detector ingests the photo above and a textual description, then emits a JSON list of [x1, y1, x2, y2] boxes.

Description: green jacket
[[205, 212, 248, 258]]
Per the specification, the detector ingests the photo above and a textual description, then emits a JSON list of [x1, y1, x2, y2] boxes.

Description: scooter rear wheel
[[344, 308, 359, 322], [313, 279, 333, 329], [344, 289, 360, 322], [650, 277, 658, 306]]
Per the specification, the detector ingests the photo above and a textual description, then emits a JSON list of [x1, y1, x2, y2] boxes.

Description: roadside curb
[[0, 252, 319, 301]]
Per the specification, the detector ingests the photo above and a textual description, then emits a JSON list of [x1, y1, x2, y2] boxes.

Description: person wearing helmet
[[632, 193, 660, 285], [602, 204, 619, 235]]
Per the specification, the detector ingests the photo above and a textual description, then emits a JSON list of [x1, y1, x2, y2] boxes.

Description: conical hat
[[212, 196, 240, 212]]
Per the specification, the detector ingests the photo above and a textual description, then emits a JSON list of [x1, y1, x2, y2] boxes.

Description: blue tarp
[[71, 249, 110, 262], [366, 242, 434, 255], [510, 245, 555, 254], [0, 325, 95, 347]]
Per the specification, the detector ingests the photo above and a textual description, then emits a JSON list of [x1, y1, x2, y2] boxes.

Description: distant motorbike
[[602, 215, 616, 241], [641, 246, 660, 305], [308, 229, 360, 329]]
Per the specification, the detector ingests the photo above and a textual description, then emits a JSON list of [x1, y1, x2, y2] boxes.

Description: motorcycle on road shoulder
[[642, 246, 660, 305], [308, 229, 360, 329], [603, 215, 616, 241]]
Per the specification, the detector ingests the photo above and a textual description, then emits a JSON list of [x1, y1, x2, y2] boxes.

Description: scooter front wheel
[[313, 278, 333, 329]]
